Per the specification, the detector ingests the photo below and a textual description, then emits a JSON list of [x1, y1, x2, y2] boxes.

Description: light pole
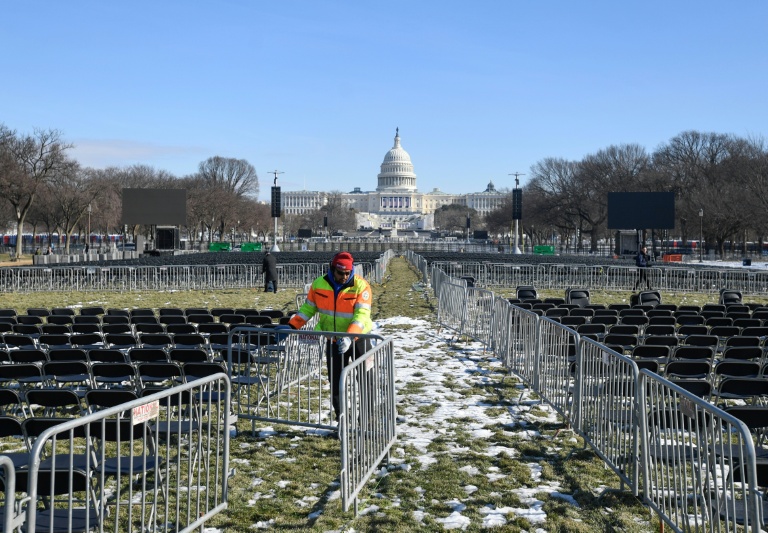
[[87, 203, 92, 251], [509, 172, 525, 254], [699, 208, 703, 262]]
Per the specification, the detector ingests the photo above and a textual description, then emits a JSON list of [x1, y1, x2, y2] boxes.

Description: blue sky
[[2, 1, 766, 202]]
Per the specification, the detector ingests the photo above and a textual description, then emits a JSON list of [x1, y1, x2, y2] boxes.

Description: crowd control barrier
[[640, 371, 763, 531], [222, 326, 397, 517], [0, 252, 395, 293], [15, 373, 231, 533], [408, 251, 768, 532], [339, 336, 397, 514]]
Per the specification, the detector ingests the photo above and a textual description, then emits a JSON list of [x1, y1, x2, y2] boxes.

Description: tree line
[[3, 125, 766, 258], [0, 125, 270, 258], [484, 131, 768, 255]]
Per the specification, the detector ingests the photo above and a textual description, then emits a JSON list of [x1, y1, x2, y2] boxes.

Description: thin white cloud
[[70, 138, 203, 171]]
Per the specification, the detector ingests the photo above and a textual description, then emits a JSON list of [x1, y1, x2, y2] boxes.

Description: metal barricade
[[227, 326, 336, 430], [22, 374, 231, 532], [639, 371, 763, 532], [663, 266, 699, 292], [748, 271, 768, 293], [721, 270, 752, 293], [698, 268, 725, 293], [0, 455, 19, 532], [436, 280, 467, 336], [463, 287, 495, 346], [536, 318, 579, 421], [606, 266, 639, 291], [498, 302, 539, 386], [483, 263, 542, 288], [432, 261, 486, 285], [339, 337, 397, 515], [575, 338, 640, 495]]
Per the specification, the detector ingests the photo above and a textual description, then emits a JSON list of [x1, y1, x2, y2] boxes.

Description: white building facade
[[281, 129, 506, 230]]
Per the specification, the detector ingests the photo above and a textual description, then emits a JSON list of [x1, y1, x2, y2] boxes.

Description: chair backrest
[[47, 348, 88, 362], [673, 345, 714, 361], [560, 316, 587, 327], [70, 317, 101, 333], [516, 285, 538, 301], [721, 345, 764, 361], [168, 348, 209, 364], [632, 344, 670, 360], [128, 347, 169, 363], [564, 288, 590, 308], [644, 335, 679, 347], [85, 389, 139, 411], [46, 315, 73, 326], [637, 290, 661, 308], [158, 308, 185, 317], [683, 334, 719, 347], [676, 325, 708, 337], [86, 348, 127, 364], [79, 306, 105, 316], [135, 322, 166, 334], [644, 325, 675, 337], [676, 314, 705, 326], [609, 324, 640, 336], [719, 289, 743, 306]]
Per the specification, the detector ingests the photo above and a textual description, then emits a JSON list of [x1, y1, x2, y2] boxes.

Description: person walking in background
[[262, 251, 278, 292], [633, 245, 652, 290], [288, 251, 373, 420]]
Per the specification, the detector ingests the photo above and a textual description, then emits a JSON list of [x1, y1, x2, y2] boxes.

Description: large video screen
[[607, 192, 675, 230], [122, 189, 187, 226]]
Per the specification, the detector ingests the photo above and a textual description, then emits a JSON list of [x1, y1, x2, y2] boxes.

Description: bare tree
[[46, 164, 101, 253], [434, 204, 478, 235], [0, 126, 72, 258]]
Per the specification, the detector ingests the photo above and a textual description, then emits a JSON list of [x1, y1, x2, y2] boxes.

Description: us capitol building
[[280, 129, 506, 230]]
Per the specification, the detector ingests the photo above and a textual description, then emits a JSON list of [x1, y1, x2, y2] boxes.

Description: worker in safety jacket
[[288, 251, 373, 419]]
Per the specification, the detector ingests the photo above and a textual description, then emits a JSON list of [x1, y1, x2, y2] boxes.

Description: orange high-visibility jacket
[[288, 272, 373, 334]]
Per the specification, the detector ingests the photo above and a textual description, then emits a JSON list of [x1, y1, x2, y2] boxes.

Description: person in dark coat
[[262, 252, 278, 292], [633, 245, 652, 290]]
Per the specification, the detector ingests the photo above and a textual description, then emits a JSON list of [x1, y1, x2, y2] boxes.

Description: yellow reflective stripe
[[317, 308, 354, 319], [295, 311, 312, 322], [354, 303, 371, 310]]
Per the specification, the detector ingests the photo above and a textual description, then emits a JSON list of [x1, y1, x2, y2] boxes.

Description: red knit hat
[[331, 252, 354, 271]]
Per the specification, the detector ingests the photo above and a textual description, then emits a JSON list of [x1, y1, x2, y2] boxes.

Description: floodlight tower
[[509, 172, 525, 254]]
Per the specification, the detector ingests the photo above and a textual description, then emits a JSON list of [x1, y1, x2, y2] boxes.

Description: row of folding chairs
[[0, 306, 287, 320], [0, 326, 285, 353], [0, 359, 231, 414]]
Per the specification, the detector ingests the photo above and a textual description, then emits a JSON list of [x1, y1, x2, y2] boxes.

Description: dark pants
[[325, 337, 371, 420], [634, 268, 650, 290], [264, 278, 277, 292]]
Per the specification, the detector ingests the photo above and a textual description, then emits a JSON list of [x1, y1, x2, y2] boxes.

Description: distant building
[[281, 129, 506, 230]]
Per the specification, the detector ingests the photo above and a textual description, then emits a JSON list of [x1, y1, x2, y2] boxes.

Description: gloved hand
[[337, 336, 352, 354], [274, 325, 292, 343]]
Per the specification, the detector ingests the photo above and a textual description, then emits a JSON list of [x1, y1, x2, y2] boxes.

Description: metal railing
[[426, 263, 768, 297], [411, 250, 767, 531], [0, 251, 396, 293], [221, 326, 397, 517], [339, 336, 397, 515], [17, 373, 231, 532]]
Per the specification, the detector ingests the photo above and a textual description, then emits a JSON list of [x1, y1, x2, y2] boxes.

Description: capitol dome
[[377, 128, 417, 192]]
